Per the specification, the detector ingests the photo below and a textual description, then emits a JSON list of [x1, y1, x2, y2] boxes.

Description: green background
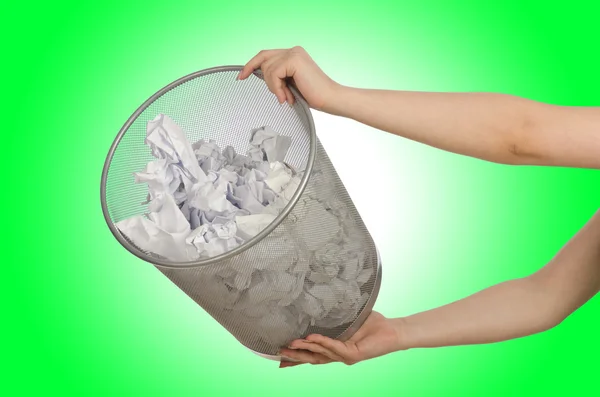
[[5, 0, 599, 395]]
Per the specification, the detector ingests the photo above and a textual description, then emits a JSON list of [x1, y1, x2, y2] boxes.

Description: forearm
[[394, 277, 557, 349], [326, 86, 600, 167], [393, 209, 600, 350], [326, 87, 537, 164]]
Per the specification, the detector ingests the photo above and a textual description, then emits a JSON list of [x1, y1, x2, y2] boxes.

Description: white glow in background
[[310, 110, 448, 316]]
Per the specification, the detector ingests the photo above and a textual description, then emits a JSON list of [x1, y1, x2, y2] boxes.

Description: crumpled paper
[[116, 113, 375, 344], [116, 192, 199, 261], [249, 126, 292, 163]]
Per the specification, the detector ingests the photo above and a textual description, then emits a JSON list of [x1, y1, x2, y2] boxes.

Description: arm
[[280, 209, 600, 366], [329, 88, 600, 168], [238, 47, 600, 366], [239, 47, 600, 169], [398, 208, 600, 348]]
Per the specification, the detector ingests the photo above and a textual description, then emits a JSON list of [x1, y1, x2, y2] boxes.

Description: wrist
[[389, 317, 416, 351], [322, 83, 351, 116]]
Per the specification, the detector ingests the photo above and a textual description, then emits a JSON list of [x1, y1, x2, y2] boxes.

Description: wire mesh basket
[[101, 66, 382, 359]]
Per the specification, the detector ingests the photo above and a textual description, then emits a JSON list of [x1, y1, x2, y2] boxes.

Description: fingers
[[238, 49, 282, 80], [261, 58, 288, 104], [283, 84, 295, 105], [267, 74, 287, 104], [279, 360, 305, 368], [305, 334, 359, 364], [287, 339, 345, 362], [279, 348, 333, 365], [239, 49, 297, 105]]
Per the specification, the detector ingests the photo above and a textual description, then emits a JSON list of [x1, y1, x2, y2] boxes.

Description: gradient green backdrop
[[5, 0, 599, 396]]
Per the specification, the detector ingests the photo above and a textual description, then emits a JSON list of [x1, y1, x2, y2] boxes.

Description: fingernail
[[287, 345, 298, 350]]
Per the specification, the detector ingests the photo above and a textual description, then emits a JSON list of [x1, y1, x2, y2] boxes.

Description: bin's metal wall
[[158, 141, 380, 355]]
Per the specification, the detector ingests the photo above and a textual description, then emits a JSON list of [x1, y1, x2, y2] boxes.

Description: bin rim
[[100, 65, 317, 269]]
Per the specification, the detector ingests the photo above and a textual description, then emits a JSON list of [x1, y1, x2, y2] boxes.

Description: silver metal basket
[[101, 66, 382, 359]]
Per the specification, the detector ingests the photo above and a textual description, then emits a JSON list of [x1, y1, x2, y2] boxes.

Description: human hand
[[237, 46, 340, 111], [278, 311, 404, 368]]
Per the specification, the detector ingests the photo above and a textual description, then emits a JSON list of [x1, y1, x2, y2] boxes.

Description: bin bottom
[[246, 247, 383, 361]]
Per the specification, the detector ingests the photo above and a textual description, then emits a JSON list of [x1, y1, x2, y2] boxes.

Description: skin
[[238, 47, 600, 368]]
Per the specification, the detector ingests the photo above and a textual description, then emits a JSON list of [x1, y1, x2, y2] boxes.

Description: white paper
[[250, 126, 292, 163], [116, 193, 199, 261], [186, 220, 243, 259], [236, 213, 277, 240], [146, 114, 207, 186], [188, 177, 237, 214], [265, 161, 292, 194], [295, 200, 340, 251]]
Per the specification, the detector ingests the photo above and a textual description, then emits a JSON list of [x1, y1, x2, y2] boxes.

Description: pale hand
[[278, 311, 403, 368], [238, 46, 339, 111]]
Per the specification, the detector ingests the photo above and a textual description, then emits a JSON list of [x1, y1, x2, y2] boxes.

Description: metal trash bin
[[101, 66, 382, 359]]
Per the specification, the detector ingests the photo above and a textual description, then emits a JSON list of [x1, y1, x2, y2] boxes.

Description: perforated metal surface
[[101, 66, 381, 356]]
